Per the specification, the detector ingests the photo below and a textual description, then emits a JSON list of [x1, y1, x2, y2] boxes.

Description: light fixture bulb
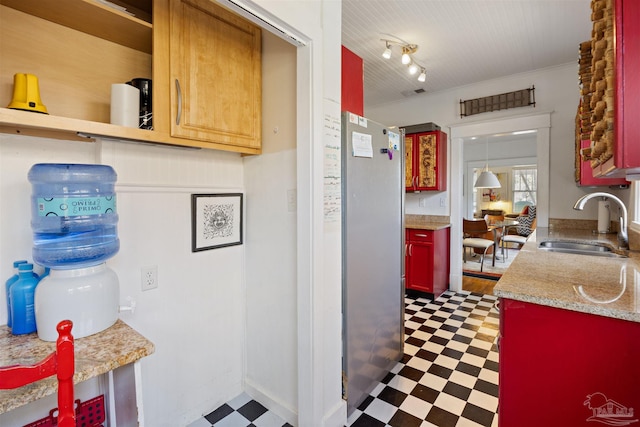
[[418, 69, 426, 82], [401, 50, 411, 65], [408, 63, 419, 75], [382, 42, 392, 59]]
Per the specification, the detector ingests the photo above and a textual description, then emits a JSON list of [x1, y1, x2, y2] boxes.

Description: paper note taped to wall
[[352, 131, 373, 158], [388, 131, 400, 151]]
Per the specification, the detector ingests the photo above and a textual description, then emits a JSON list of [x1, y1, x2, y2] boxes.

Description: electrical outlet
[[419, 197, 426, 207], [141, 266, 158, 291], [287, 189, 297, 212]]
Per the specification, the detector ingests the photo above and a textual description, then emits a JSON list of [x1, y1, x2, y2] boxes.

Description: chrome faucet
[[573, 192, 628, 249]]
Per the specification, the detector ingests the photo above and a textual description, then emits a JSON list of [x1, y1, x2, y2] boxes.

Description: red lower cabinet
[[499, 298, 640, 426], [405, 228, 450, 298]]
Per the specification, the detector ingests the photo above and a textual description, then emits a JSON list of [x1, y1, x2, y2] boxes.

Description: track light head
[[401, 48, 412, 65], [408, 63, 419, 75], [382, 42, 392, 59], [418, 69, 426, 82]]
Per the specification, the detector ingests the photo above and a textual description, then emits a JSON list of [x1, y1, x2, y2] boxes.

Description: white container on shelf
[[35, 263, 119, 341], [110, 83, 139, 128]]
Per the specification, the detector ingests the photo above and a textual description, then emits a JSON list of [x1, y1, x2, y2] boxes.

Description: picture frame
[[191, 193, 243, 252]]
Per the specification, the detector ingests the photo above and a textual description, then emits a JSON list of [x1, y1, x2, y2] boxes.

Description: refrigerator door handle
[[408, 243, 413, 256]]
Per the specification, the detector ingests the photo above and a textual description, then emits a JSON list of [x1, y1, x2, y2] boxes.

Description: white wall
[[243, 31, 299, 422], [366, 62, 630, 221]]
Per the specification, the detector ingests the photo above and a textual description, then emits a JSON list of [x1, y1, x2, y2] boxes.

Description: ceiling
[[341, 0, 592, 109]]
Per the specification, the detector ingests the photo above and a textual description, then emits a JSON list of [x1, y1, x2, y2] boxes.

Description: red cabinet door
[[405, 228, 449, 298], [405, 131, 447, 192], [406, 239, 434, 294], [499, 298, 640, 426]]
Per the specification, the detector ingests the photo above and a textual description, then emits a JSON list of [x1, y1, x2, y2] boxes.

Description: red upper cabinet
[[404, 126, 447, 192], [595, 0, 640, 178], [341, 46, 364, 116]]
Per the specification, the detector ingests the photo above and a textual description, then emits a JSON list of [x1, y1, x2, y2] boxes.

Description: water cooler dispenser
[[29, 164, 120, 341]]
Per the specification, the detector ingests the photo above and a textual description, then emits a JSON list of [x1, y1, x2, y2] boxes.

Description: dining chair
[[501, 206, 537, 258], [0, 320, 75, 427], [462, 218, 495, 272]]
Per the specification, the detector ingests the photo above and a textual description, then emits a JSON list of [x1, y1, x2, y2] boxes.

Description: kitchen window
[[512, 167, 537, 211]]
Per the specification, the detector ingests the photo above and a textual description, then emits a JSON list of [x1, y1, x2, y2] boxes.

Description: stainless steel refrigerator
[[342, 112, 404, 415]]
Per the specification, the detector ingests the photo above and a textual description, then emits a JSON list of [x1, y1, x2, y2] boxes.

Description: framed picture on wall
[[481, 173, 509, 202], [191, 193, 243, 252]]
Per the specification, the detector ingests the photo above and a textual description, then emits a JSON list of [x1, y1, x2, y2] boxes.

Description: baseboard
[[462, 270, 501, 281]]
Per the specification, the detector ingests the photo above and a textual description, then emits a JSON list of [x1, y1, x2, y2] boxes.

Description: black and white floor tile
[[187, 392, 292, 427], [190, 291, 500, 427]]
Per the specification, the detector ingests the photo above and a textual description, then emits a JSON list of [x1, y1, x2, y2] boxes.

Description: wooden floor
[[462, 275, 498, 295]]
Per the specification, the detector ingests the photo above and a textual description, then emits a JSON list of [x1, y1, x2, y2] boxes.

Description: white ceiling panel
[[342, 0, 592, 107]]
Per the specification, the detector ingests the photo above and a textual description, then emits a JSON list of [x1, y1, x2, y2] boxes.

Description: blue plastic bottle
[[28, 164, 120, 269], [10, 263, 39, 335], [5, 260, 28, 327]]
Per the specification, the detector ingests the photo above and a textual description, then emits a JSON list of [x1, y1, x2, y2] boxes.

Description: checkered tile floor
[[190, 291, 499, 427]]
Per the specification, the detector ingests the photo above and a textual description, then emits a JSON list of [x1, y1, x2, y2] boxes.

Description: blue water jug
[[10, 263, 39, 335], [5, 260, 28, 327], [28, 164, 120, 269]]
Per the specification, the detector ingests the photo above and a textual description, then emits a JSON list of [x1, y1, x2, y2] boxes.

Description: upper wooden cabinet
[[163, 0, 261, 149], [0, 0, 263, 154], [404, 128, 447, 192]]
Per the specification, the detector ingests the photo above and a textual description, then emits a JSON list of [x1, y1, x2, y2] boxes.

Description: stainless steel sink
[[538, 240, 626, 258]]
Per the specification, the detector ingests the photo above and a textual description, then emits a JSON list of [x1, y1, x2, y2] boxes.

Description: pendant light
[[474, 137, 501, 188]]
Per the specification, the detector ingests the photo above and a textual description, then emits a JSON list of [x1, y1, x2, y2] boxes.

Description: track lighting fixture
[[380, 36, 427, 83]]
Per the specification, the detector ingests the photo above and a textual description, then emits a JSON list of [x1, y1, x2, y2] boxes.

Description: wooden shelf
[[0, 0, 152, 54], [0, 108, 261, 154]]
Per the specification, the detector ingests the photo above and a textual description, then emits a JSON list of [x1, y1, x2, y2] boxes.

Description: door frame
[[448, 113, 551, 291]]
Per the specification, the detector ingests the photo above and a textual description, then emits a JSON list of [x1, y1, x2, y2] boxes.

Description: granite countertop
[[405, 214, 451, 230], [494, 227, 640, 323], [0, 319, 155, 414]]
